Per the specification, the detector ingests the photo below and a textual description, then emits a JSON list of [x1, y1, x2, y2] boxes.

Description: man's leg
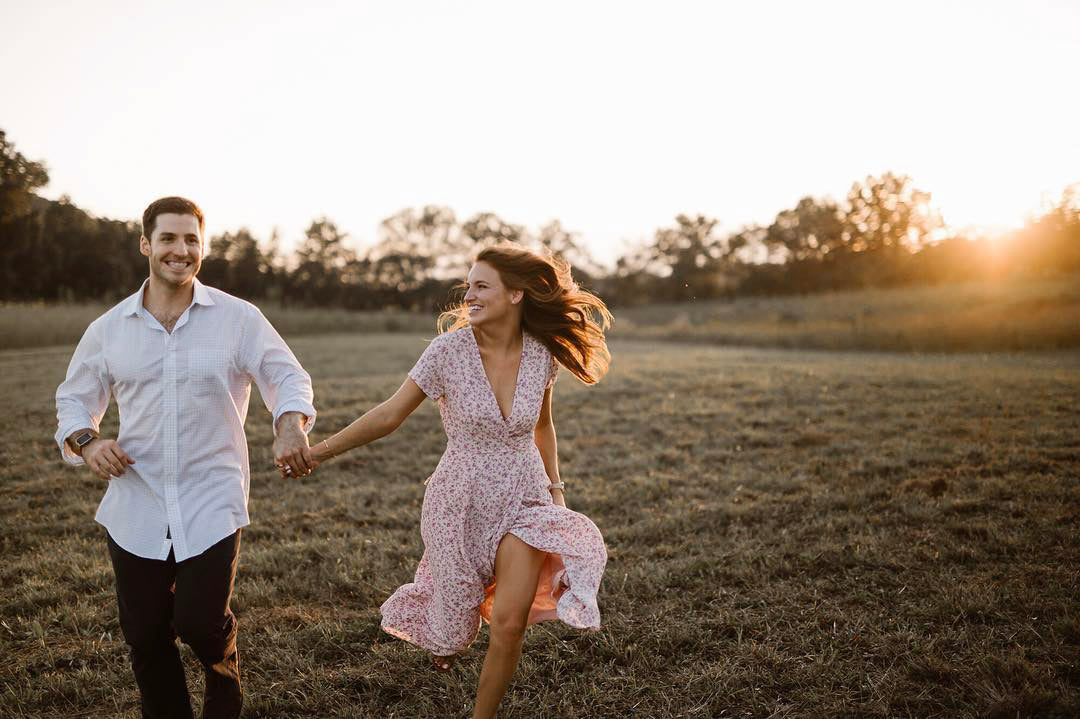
[[106, 532, 194, 719], [173, 530, 242, 719]]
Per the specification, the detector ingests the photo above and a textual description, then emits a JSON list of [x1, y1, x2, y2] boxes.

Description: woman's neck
[[472, 319, 523, 352]]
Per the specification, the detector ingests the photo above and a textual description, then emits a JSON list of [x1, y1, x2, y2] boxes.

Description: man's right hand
[[82, 439, 134, 480]]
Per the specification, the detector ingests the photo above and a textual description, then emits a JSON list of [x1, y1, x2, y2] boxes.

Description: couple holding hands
[[55, 196, 611, 718]]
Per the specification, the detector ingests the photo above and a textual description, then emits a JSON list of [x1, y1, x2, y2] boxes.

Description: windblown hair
[[439, 244, 612, 384]]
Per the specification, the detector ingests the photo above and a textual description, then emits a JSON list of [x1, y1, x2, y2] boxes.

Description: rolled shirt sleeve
[[239, 305, 316, 435], [55, 319, 112, 465]]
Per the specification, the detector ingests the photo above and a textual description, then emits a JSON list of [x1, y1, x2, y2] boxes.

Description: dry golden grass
[[1, 333, 1078, 717], [4, 273, 1078, 353], [610, 274, 1080, 351]]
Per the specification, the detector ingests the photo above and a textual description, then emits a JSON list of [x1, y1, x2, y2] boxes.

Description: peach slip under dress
[[379, 327, 607, 656]]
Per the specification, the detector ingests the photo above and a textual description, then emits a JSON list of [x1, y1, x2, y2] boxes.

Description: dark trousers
[[107, 530, 243, 719]]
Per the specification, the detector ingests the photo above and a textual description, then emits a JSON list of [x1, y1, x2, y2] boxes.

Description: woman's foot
[[433, 653, 457, 672]]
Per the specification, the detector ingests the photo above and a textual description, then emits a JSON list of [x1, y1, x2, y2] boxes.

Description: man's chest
[[104, 327, 242, 393]]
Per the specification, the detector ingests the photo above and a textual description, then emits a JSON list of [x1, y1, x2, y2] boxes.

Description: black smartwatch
[[74, 431, 96, 453]]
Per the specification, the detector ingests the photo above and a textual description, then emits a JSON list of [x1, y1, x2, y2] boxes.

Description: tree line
[[2, 128, 1077, 310]]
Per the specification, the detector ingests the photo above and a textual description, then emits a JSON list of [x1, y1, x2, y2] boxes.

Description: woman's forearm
[[534, 423, 565, 506], [313, 402, 400, 462]]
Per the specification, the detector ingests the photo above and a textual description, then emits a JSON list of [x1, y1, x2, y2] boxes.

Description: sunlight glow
[[1, 0, 1077, 266]]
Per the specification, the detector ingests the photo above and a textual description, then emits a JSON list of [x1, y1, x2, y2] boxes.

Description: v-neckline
[[469, 327, 526, 424]]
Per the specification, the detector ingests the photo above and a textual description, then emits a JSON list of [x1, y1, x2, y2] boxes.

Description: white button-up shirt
[[55, 279, 316, 561]]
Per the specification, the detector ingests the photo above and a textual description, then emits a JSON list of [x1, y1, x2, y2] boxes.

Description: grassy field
[[4, 273, 1078, 353], [1, 333, 1078, 717], [613, 274, 1080, 352]]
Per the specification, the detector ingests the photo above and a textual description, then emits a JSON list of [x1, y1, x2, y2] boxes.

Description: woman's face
[[464, 261, 522, 327]]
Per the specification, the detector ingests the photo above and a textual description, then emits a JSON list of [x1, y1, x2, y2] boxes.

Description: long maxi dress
[[380, 327, 607, 657]]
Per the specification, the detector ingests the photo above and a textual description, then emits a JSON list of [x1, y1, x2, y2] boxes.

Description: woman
[[309, 243, 611, 718]]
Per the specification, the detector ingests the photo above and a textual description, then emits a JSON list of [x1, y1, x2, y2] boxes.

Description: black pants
[[107, 530, 243, 719]]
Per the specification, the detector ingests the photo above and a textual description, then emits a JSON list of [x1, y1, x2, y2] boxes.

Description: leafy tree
[[536, 220, 603, 281], [648, 214, 741, 300], [460, 212, 524, 247], [290, 218, 354, 306], [0, 129, 49, 223], [200, 228, 267, 299], [765, 196, 848, 262], [843, 172, 941, 253]]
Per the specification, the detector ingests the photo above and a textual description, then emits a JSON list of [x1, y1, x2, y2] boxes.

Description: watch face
[[76, 433, 94, 447]]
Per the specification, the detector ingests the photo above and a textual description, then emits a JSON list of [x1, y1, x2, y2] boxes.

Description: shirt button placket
[[163, 333, 183, 558]]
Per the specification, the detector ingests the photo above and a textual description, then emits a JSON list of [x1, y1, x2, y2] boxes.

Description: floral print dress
[[379, 327, 607, 656]]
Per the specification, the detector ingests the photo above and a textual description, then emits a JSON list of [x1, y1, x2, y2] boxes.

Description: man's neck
[[143, 276, 195, 313]]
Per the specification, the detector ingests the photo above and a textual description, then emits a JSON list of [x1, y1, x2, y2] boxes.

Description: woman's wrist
[[314, 438, 335, 462]]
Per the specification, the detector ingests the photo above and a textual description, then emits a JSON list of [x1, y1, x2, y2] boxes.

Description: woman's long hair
[[438, 244, 612, 384]]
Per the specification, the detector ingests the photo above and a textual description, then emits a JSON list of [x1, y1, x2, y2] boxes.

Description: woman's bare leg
[[472, 534, 546, 719]]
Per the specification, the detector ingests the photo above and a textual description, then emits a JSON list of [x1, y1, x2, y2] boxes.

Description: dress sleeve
[[545, 353, 560, 390], [409, 335, 445, 401]]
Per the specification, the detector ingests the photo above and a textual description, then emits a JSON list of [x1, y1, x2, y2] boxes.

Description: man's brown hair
[[141, 196, 205, 240]]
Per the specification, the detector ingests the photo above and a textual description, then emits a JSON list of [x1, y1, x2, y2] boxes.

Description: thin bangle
[[320, 439, 334, 459]]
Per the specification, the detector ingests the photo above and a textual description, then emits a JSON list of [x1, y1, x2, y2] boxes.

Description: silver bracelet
[[548, 481, 565, 491]]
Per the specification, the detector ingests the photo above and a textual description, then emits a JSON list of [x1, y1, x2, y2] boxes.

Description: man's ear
[[139, 235, 151, 258]]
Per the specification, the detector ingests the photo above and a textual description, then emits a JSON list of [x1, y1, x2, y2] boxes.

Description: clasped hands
[[273, 412, 319, 479]]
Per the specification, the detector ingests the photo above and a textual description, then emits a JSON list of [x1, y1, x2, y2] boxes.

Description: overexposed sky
[[3, 0, 1078, 266]]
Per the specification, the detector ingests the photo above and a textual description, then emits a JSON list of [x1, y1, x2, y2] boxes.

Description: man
[[55, 196, 317, 719]]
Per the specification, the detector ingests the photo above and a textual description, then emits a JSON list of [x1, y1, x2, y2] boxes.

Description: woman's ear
[[511, 289, 524, 305]]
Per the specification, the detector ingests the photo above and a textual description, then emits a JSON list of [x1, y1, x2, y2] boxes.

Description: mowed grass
[[0, 333, 1078, 717]]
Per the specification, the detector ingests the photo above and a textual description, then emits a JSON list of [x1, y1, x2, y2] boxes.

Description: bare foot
[[433, 654, 457, 672]]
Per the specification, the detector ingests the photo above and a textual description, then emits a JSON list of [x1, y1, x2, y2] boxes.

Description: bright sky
[[3, 0, 1078, 267]]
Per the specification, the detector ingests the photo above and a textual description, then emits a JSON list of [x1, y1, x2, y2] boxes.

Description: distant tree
[[460, 212, 525, 247], [1010, 183, 1080, 274], [290, 218, 354, 305], [0, 129, 49, 223], [765, 196, 848, 262], [200, 228, 267, 299], [647, 214, 741, 301], [843, 172, 941, 253], [535, 220, 603, 281], [374, 205, 457, 279]]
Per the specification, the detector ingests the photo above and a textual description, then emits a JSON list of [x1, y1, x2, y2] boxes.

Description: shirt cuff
[[56, 419, 95, 466], [272, 403, 317, 436]]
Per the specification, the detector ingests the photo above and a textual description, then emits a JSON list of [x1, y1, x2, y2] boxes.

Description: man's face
[[140, 213, 203, 289]]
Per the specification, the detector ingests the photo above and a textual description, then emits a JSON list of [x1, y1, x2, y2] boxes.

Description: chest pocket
[[182, 346, 235, 396]]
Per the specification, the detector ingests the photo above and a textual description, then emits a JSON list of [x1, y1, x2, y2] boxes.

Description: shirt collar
[[121, 278, 215, 318], [191, 278, 215, 308]]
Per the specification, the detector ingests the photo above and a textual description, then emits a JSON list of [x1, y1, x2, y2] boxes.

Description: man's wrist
[[66, 429, 99, 457], [275, 411, 308, 434]]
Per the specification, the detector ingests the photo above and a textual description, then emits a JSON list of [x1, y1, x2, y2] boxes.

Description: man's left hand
[[273, 412, 316, 478]]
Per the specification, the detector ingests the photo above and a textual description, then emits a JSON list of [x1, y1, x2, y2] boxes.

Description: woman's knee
[[488, 612, 528, 648]]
